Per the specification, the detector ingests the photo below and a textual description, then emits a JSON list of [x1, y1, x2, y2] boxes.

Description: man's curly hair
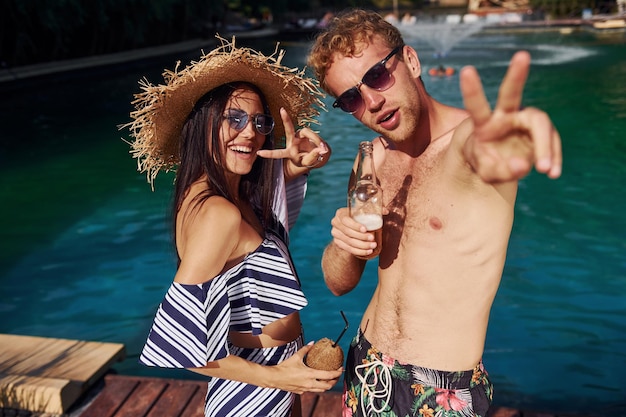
[[307, 8, 405, 95]]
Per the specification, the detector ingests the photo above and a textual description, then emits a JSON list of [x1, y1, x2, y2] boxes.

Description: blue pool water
[[0, 29, 625, 415]]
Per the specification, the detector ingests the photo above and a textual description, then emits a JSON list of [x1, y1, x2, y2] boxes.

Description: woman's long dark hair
[[172, 82, 277, 258]]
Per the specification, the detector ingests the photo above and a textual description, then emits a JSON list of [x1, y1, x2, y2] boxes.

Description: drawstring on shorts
[[354, 357, 392, 416]]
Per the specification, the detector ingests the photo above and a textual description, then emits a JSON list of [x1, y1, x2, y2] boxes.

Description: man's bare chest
[[378, 154, 443, 219]]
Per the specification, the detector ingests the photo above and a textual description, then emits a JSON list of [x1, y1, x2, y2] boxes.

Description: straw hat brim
[[123, 36, 325, 186]]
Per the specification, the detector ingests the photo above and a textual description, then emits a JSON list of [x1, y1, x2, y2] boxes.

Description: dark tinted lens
[[333, 87, 363, 114], [332, 49, 397, 114], [363, 62, 392, 90], [225, 109, 248, 130], [225, 109, 274, 135], [253, 114, 274, 135]]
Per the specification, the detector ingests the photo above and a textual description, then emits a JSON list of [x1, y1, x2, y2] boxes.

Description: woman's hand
[[266, 342, 342, 394], [190, 343, 342, 394], [257, 108, 331, 180]]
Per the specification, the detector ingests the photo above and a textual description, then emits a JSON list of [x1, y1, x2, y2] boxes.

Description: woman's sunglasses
[[223, 108, 275, 135], [332, 46, 403, 114]]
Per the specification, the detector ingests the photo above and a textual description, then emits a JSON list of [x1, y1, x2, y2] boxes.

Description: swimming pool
[[1, 29, 625, 415]]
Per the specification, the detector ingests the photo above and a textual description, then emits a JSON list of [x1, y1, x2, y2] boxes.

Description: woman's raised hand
[[257, 108, 330, 171]]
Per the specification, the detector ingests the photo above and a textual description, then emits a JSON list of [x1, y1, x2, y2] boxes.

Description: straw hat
[[123, 36, 325, 186]]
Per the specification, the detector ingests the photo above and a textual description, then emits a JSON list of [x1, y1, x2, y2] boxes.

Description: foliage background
[[0, 0, 618, 68], [0, 0, 412, 67]]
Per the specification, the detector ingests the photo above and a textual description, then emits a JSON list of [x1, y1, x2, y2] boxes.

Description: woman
[[125, 37, 341, 417]]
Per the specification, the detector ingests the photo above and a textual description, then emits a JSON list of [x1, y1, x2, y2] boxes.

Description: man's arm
[[321, 240, 367, 296], [321, 207, 373, 295]]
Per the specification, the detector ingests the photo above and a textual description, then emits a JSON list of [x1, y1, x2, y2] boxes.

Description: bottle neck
[[356, 142, 376, 185]]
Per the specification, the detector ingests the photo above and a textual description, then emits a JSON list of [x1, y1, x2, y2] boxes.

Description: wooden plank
[[78, 374, 138, 417], [300, 392, 319, 417], [114, 378, 167, 417], [88, 375, 207, 417], [310, 391, 342, 417], [0, 334, 125, 414], [0, 334, 125, 385], [180, 383, 205, 417], [0, 374, 81, 414], [147, 379, 204, 417]]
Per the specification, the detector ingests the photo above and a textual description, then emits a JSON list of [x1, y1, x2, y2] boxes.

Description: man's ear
[[402, 45, 422, 78]]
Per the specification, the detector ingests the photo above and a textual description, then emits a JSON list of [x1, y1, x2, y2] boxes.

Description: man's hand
[[330, 207, 381, 258], [460, 51, 562, 182]]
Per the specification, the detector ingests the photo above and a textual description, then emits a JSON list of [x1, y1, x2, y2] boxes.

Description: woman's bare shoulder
[[175, 195, 243, 285], [181, 195, 241, 240]]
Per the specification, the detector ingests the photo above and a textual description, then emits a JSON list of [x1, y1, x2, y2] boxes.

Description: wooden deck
[[76, 374, 594, 417], [77, 374, 342, 417], [0, 334, 125, 415]]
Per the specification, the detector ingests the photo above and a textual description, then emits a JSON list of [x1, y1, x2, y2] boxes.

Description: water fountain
[[395, 14, 485, 58]]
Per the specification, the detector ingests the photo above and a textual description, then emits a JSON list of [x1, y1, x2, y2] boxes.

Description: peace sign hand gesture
[[257, 108, 331, 180], [459, 51, 562, 183]]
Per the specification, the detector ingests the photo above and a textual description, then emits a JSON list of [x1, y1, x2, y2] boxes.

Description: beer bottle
[[348, 141, 383, 259]]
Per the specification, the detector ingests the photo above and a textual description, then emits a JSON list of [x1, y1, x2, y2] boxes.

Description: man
[[307, 8, 562, 417]]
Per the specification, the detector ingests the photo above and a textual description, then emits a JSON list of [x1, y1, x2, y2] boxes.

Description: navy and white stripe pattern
[[139, 233, 307, 416], [285, 174, 307, 231], [204, 335, 303, 416], [271, 159, 308, 234]]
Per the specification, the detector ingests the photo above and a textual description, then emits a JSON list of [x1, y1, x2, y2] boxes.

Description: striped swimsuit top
[[139, 232, 308, 369]]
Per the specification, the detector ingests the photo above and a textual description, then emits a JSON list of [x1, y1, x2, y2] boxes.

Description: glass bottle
[[348, 141, 383, 259]]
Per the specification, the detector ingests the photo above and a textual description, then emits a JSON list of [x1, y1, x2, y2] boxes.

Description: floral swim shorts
[[343, 329, 493, 417]]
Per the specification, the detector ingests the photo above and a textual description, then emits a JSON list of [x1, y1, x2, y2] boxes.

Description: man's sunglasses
[[332, 46, 403, 114], [223, 108, 275, 135]]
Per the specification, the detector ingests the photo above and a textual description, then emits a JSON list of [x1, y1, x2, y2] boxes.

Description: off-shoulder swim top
[[139, 232, 307, 369]]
